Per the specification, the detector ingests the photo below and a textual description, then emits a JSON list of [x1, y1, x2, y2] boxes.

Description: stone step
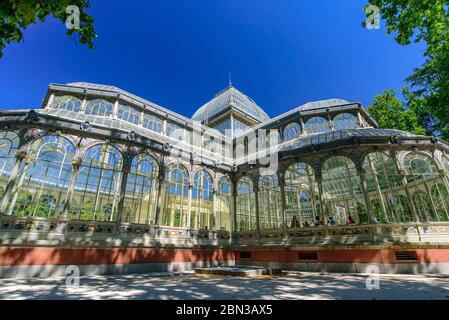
[[195, 265, 283, 276]]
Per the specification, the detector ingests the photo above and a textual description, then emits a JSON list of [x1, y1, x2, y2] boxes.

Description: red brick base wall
[[0, 247, 236, 266], [3, 247, 449, 267], [3, 246, 449, 278], [236, 248, 449, 264]]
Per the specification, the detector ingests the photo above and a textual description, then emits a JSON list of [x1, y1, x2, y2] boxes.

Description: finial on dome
[[228, 72, 232, 88]]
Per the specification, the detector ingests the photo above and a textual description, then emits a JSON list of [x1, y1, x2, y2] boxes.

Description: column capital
[[72, 157, 83, 170], [15, 149, 28, 161]]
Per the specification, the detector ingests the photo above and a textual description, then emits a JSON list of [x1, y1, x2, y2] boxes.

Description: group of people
[[289, 215, 356, 228]]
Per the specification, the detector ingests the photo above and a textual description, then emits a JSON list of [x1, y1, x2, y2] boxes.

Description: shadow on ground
[[1, 272, 449, 300]]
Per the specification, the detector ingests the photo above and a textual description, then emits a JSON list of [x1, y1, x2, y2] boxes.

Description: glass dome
[[192, 85, 270, 123]]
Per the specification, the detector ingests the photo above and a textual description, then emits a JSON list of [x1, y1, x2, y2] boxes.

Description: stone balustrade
[[234, 222, 449, 247], [0, 215, 232, 248], [3, 214, 449, 249]]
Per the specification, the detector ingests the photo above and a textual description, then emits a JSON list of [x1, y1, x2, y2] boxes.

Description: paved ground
[[1, 272, 449, 300]]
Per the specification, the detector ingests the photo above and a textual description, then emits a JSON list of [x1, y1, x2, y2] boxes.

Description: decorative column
[[316, 176, 327, 224], [253, 177, 261, 246], [115, 154, 132, 226], [154, 166, 166, 226], [358, 169, 374, 223], [186, 182, 193, 229], [278, 171, 287, 228], [212, 188, 217, 230], [399, 170, 420, 222], [6, 159, 31, 216], [253, 178, 261, 232], [0, 150, 27, 216], [62, 158, 82, 218], [232, 179, 238, 232], [295, 191, 303, 227]]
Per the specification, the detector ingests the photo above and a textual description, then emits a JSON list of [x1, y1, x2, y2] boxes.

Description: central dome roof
[[192, 84, 270, 123]]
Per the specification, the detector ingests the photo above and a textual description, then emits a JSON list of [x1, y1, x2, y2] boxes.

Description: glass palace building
[[1, 81, 449, 278]]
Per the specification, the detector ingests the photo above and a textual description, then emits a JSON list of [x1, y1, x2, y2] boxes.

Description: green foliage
[[367, 88, 427, 135], [0, 0, 96, 57], [365, 0, 449, 140], [13, 190, 32, 216]]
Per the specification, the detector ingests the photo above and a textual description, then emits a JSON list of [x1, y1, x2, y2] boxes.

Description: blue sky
[[0, 0, 425, 118]]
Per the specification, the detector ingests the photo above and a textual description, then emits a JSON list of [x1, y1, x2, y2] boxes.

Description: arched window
[[322, 156, 366, 225], [162, 164, 189, 228], [404, 153, 434, 180], [404, 153, 448, 222], [123, 155, 159, 225], [143, 114, 163, 133], [117, 105, 140, 125], [191, 170, 213, 229], [363, 152, 410, 223], [305, 117, 331, 135], [285, 162, 319, 227], [332, 113, 358, 130], [72, 144, 122, 221], [52, 96, 81, 112], [258, 175, 281, 229], [236, 176, 256, 231], [10, 136, 75, 217], [84, 99, 113, 117], [216, 176, 232, 231], [283, 122, 301, 141], [0, 131, 20, 199]]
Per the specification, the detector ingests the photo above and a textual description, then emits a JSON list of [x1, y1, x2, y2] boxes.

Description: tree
[[367, 88, 426, 135], [0, 0, 96, 58], [365, 1, 449, 139]]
